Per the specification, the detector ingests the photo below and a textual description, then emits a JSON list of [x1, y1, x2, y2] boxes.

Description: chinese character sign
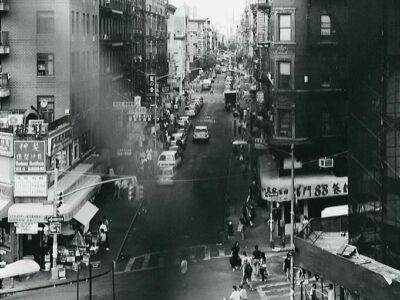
[[264, 177, 348, 202], [14, 141, 46, 173], [0, 133, 13, 157]]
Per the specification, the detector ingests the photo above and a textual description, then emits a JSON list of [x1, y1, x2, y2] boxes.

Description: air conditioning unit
[[103, 34, 109, 40], [105, 0, 111, 6], [319, 157, 334, 168], [0, 118, 8, 128]]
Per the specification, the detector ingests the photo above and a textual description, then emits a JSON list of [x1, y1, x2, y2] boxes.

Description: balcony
[[0, 0, 9, 12], [0, 73, 10, 98], [0, 31, 9, 54]]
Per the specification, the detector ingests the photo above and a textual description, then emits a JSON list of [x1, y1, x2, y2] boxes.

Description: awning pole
[[290, 143, 295, 300]]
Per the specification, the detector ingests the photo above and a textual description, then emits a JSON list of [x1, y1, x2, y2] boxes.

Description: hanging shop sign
[[0, 182, 12, 201], [0, 132, 13, 157], [128, 114, 153, 122], [128, 106, 147, 115], [47, 127, 72, 156], [14, 174, 48, 197], [256, 91, 264, 103], [116, 148, 132, 157], [16, 222, 39, 234], [264, 176, 348, 202], [134, 96, 141, 107], [113, 101, 138, 111], [14, 140, 46, 173]]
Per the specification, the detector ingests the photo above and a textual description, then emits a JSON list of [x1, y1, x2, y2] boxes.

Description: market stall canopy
[[0, 259, 40, 279], [73, 201, 98, 228], [69, 231, 86, 248]]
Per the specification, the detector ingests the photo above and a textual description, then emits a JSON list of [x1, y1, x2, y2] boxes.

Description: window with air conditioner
[[37, 53, 54, 76]]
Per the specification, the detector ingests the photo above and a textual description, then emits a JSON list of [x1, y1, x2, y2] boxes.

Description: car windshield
[[195, 128, 207, 133], [159, 155, 166, 161]]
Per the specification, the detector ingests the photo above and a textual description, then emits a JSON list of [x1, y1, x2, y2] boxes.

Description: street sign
[[47, 216, 64, 223], [148, 74, 155, 94], [49, 222, 61, 234]]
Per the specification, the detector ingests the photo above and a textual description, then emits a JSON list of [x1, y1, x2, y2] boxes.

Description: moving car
[[193, 126, 209, 143], [157, 150, 182, 169], [201, 79, 212, 91], [156, 166, 175, 185], [191, 99, 203, 109], [177, 116, 192, 130]]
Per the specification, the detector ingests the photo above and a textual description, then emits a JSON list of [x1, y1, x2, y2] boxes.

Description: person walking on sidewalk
[[230, 241, 242, 271], [283, 252, 291, 282], [228, 285, 241, 300], [239, 284, 248, 300], [259, 252, 269, 282], [241, 259, 253, 291], [238, 214, 248, 240], [252, 245, 262, 279], [180, 256, 188, 288]]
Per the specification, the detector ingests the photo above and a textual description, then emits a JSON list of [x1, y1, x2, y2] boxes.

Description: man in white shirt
[[229, 285, 241, 300], [180, 256, 188, 288], [239, 284, 248, 300]]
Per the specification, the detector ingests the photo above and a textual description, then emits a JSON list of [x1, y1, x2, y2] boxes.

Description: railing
[[297, 215, 348, 244]]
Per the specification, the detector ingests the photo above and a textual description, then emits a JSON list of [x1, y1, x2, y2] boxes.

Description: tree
[[199, 54, 217, 70]]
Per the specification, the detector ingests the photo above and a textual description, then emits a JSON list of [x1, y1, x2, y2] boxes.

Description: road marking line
[[142, 254, 151, 269], [256, 285, 268, 300], [124, 257, 136, 273], [204, 246, 211, 260]]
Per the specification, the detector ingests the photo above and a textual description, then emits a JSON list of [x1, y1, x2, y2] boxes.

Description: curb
[[0, 267, 110, 296]]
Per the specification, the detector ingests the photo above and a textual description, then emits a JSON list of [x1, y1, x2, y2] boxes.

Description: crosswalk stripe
[[142, 254, 151, 269], [124, 257, 135, 273]]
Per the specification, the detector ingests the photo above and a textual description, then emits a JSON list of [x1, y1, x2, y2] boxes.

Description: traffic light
[[128, 183, 134, 201], [56, 191, 63, 207]]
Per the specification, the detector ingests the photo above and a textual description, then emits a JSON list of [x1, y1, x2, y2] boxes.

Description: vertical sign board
[[257, 10, 268, 46], [0, 132, 13, 157], [256, 91, 264, 103], [148, 74, 155, 94], [14, 141, 46, 173]]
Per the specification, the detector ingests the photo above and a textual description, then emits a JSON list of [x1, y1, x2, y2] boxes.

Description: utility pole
[[290, 143, 295, 300], [51, 167, 58, 280], [154, 76, 157, 156]]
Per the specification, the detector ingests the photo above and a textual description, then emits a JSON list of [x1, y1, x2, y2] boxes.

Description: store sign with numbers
[[14, 174, 48, 197]]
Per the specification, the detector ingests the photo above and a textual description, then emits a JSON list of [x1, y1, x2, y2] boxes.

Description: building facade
[[348, 0, 400, 269]]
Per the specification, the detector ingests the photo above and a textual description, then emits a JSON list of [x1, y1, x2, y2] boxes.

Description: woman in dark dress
[[230, 241, 242, 270]]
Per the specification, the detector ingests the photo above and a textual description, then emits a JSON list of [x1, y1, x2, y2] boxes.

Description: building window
[[386, 72, 400, 118], [87, 13, 90, 35], [37, 96, 55, 123], [82, 13, 86, 35], [37, 11, 54, 34], [37, 53, 54, 76], [77, 12, 79, 34], [278, 61, 291, 89], [277, 109, 292, 138], [386, 130, 400, 178], [278, 14, 291, 41], [71, 11, 75, 34], [321, 15, 331, 36], [321, 111, 333, 136]]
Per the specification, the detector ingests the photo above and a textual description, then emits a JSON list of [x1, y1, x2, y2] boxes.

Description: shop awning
[[0, 199, 12, 219], [8, 175, 101, 223], [8, 203, 53, 223], [0, 259, 40, 279], [73, 201, 98, 227]]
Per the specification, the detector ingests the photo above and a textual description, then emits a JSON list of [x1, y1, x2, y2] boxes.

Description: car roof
[[195, 126, 208, 130], [160, 150, 177, 155]]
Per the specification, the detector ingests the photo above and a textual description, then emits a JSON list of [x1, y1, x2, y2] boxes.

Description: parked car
[[156, 166, 175, 185], [193, 125, 209, 143], [176, 116, 192, 131], [184, 106, 196, 117], [157, 150, 182, 169], [191, 99, 203, 109], [170, 131, 187, 148], [168, 144, 184, 158]]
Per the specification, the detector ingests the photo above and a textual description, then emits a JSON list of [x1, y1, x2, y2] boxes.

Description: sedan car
[[156, 166, 175, 185], [157, 150, 182, 169], [170, 131, 187, 148], [184, 106, 196, 117], [193, 126, 209, 143]]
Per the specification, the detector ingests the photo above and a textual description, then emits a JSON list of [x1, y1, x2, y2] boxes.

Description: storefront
[[8, 163, 101, 269], [259, 155, 348, 234]]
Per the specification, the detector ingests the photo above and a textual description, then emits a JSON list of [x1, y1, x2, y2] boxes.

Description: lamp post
[[51, 167, 59, 280]]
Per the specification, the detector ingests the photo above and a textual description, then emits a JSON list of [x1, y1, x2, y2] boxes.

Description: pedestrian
[[237, 120, 242, 137], [121, 178, 129, 198], [326, 283, 334, 300], [239, 284, 248, 300], [248, 203, 256, 228], [241, 259, 253, 291], [283, 253, 291, 282], [230, 241, 241, 271], [309, 283, 317, 300], [98, 220, 109, 251], [229, 285, 241, 300], [252, 245, 262, 279], [238, 214, 247, 240], [259, 252, 268, 282], [180, 256, 188, 288], [113, 179, 121, 200], [302, 215, 309, 237]]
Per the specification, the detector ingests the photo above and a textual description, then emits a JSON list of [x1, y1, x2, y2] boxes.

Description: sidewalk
[[0, 163, 140, 296]]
